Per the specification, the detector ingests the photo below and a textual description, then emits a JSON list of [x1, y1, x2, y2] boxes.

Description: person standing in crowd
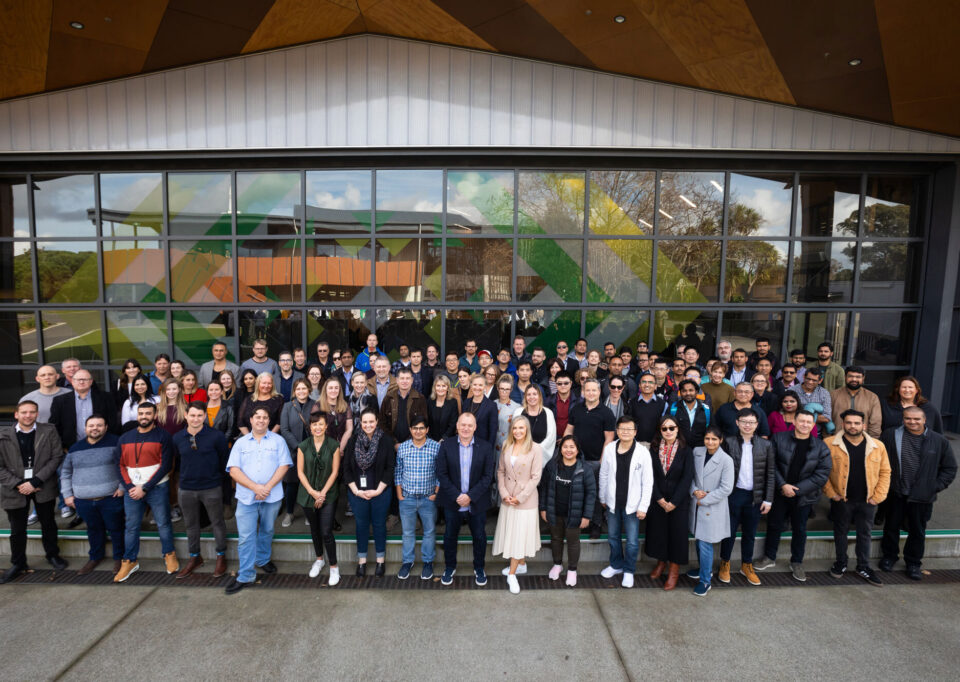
[[529, 347, 548, 386], [224, 407, 291, 594], [61, 414, 123, 575], [172, 403, 230, 579], [240, 338, 281, 384], [830, 366, 882, 438], [751, 373, 778, 416], [408, 348, 433, 397], [279, 378, 315, 528], [599, 416, 653, 588], [795, 367, 833, 435], [367, 356, 396, 409], [516, 384, 556, 469], [782, 349, 808, 383], [458, 338, 480, 373], [771, 364, 800, 397], [181, 371, 207, 405], [630, 374, 668, 443], [669, 379, 711, 447], [395, 415, 440, 581], [349, 371, 376, 432], [540, 435, 596, 587], [218, 370, 238, 410], [511, 360, 535, 403], [238, 373, 284, 436], [463, 374, 499, 449], [603, 376, 628, 420], [483, 365, 501, 399], [879, 406, 956, 580], [120, 375, 157, 431], [297, 412, 341, 585], [670, 357, 688, 390], [702, 362, 735, 410], [147, 354, 171, 393], [115, 403, 177, 582], [713, 382, 771, 438], [276, 351, 304, 402], [0, 401, 67, 583], [427, 374, 460, 442], [565, 378, 615, 537], [113, 359, 143, 412], [198, 342, 240, 388], [390, 343, 412, 375], [754, 357, 775, 388], [493, 375, 521, 469], [436, 412, 496, 586], [725, 348, 755, 386], [315, 341, 336, 376], [511, 335, 531, 366], [234, 369, 258, 417], [716, 340, 733, 364], [824, 410, 890, 586], [57, 357, 83, 390], [881, 376, 943, 434], [204, 381, 234, 440], [685, 426, 734, 596], [380, 367, 428, 450], [542, 358, 565, 396], [554, 340, 579, 374], [306, 364, 324, 401], [156, 377, 187, 522], [331, 349, 357, 396], [717, 408, 774, 586], [21, 365, 72, 424], [572, 338, 589, 369], [342, 410, 395, 577], [169, 360, 186, 381], [810, 341, 845, 392], [600, 356, 636, 401], [493, 416, 543, 594], [748, 337, 780, 375], [292, 347, 308, 374], [50, 369, 116, 451], [769, 391, 818, 437], [755, 411, 831, 582], [314, 377, 353, 452], [645, 415, 694, 591]]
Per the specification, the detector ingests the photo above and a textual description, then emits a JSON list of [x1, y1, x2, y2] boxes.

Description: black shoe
[[356, 563, 367, 577], [589, 526, 601, 540], [333, 520, 342, 532], [856, 566, 883, 586], [906, 565, 922, 581], [375, 562, 386, 577], [829, 561, 846, 579], [224, 578, 252, 595], [0, 565, 26, 584], [48, 556, 69, 571], [255, 561, 277, 574], [878, 558, 895, 572], [68, 516, 84, 529]]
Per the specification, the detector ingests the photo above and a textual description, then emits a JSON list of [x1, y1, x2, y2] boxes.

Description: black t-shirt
[[395, 394, 410, 443], [615, 447, 631, 511], [568, 402, 616, 461], [843, 437, 868, 503], [630, 396, 666, 443], [786, 436, 809, 485], [555, 461, 576, 518], [524, 409, 548, 444]]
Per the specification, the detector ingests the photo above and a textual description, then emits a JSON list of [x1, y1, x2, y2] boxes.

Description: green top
[[296, 435, 340, 509]]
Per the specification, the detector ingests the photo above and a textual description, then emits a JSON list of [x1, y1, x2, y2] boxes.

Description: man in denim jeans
[[395, 415, 440, 580], [224, 407, 291, 595], [115, 403, 177, 582]]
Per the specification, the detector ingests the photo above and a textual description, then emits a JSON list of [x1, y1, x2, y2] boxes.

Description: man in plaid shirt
[[395, 415, 440, 581]]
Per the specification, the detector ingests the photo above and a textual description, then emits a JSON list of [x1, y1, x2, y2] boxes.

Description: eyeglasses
[[189, 434, 197, 450], [660, 426, 677, 432], [617, 425, 636, 431], [73, 377, 92, 382]]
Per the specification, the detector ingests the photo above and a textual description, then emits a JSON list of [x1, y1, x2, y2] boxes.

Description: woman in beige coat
[[492, 415, 542, 594]]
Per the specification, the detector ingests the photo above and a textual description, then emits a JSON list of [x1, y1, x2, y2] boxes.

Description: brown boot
[[212, 554, 227, 578], [718, 560, 731, 584], [663, 563, 680, 591], [649, 561, 666, 580], [740, 562, 761, 586], [176, 555, 203, 579], [77, 558, 102, 576]]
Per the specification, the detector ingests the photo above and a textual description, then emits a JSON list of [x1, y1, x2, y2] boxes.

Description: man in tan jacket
[[824, 409, 890, 586], [830, 366, 882, 438]]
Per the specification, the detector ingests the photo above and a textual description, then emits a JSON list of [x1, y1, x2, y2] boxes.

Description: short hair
[[805, 366, 822, 378], [678, 379, 699, 393], [795, 410, 816, 422], [604, 341, 615, 349], [712, 362, 728, 373], [736, 408, 757, 421], [789, 348, 804, 357], [684, 366, 702, 377], [732, 348, 747, 356], [293, 347, 305, 355], [137, 402, 158, 414], [756, 357, 773, 366], [653, 358, 669, 368], [615, 415, 636, 429], [373, 355, 391, 367], [155, 353, 171, 362], [497, 374, 514, 389], [410, 347, 423, 356], [844, 365, 865, 376], [212, 341, 227, 350], [840, 409, 865, 422], [252, 338, 267, 347], [735, 381, 753, 391], [618, 346, 632, 355], [581, 377, 601, 390], [16, 399, 38, 410], [251, 406, 272, 419], [278, 351, 293, 360], [186, 402, 207, 413], [409, 414, 428, 428], [817, 341, 833, 351], [85, 413, 107, 425], [515, 360, 532, 371], [555, 370, 575, 383], [445, 350, 459, 360], [395, 366, 413, 378], [755, 337, 770, 344]]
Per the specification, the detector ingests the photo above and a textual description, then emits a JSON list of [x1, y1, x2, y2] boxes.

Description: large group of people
[[1, 331, 955, 597]]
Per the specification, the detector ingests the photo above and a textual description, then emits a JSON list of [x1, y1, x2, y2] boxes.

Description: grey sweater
[[60, 433, 123, 499]]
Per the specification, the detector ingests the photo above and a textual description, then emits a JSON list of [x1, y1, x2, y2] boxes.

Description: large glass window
[[722, 312, 784, 359], [589, 170, 655, 235], [797, 175, 860, 237], [864, 175, 923, 238], [725, 240, 788, 303], [103, 240, 166, 303], [858, 241, 922, 304], [170, 240, 234, 303], [376, 170, 443, 234], [656, 240, 721, 303], [518, 172, 584, 235], [307, 308, 372, 355], [516, 310, 582, 354], [587, 239, 652, 303], [172, 310, 237, 367], [657, 172, 724, 236], [375, 309, 442, 356], [728, 172, 793, 237], [0, 176, 29, 237], [237, 239, 302, 303], [447, 171, 514, 235], [107, 310, 168, 365], [788, 311, 848, 361], [37, 242, 99, 303], [100, 173, 163, 237], [792, 241, 855, 303], [168, 172, 231, 236], [0, 312, 37, 364], [33, 175, 96, 238], [446, 310, 511, 355], [0, 241, 33, 302], [517, 239, 582, 302], [40, 310, 103, 363], [236, 172, 301, 236], [584, 310, 650, 351], [239, 310, 302, 361], [374, 238, 441, 302], [306, 238, 373, 303], [854, 311, 916, 366], [653, 311, 717, 357], [446, 238, 513, 302], [306, 170, 372, 234]]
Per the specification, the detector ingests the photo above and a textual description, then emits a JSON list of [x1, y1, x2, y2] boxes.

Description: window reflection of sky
[[728, 173, 792, 236], [376, 170, 442, 213], [306, 170, 371, 210], [33, 175, 96, 239]]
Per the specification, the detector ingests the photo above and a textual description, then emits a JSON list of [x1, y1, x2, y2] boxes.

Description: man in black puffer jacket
[[755, 411, 831, 582]]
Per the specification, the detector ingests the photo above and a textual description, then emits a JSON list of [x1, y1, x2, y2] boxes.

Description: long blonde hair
[[318, 377, 348, 413], [156, 377, 187, 425], [254, 372, 280, 399], [431, 374, 461, 410], [504, 415, 533, 454]]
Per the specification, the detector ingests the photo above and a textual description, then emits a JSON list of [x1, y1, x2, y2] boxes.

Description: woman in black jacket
[[342, 408, 395, 577], [645, 415, 695, 591], [539, 435, 596, 587], [427, 374, 460, 442]]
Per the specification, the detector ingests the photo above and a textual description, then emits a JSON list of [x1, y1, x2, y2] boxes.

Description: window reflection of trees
[[658, 172, 723, 236]]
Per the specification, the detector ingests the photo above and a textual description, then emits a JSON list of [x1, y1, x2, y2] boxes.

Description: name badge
[[359, 475, 368, 488], [131, 470, 142, 484], [24, 468, 33, 479]]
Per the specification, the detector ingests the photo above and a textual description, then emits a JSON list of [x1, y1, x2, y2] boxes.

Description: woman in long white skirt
[[493, 415, 542, 594]]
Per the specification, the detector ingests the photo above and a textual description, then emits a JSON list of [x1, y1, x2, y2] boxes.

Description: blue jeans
[[606, 508, 640, 574], [348, 489, 392, 560], [75, 496, 125, 561], [398, 494, 436, 564], [123, 482, 175, 561], [235, 499, 282, 583], [720, 487, 761, 563], [696, 540, 713, 585]]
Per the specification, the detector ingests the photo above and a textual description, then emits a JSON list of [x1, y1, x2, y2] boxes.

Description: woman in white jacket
[[514, 384, 556, 469], [686, 426, 734, 597], [598, 415, 654, 588]]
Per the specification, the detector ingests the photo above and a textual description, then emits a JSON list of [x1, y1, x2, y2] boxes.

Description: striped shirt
[[395, 438, 440, 496]]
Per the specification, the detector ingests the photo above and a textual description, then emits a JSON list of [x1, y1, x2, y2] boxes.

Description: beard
[[846, 381, 861, 390]]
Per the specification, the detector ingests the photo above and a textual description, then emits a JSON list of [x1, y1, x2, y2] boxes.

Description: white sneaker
[[506, 574, 520, 594], [501, 563, 528, 576], [328, 566, 340, 586], [601, 565, 623, 579], [281, 513, 293, 528], [548, 564, 563, 580], [60, 506, 74, 519], [622, 573, 635, 588], [308, 558, 325, 578], [566, 570, 577, 587]]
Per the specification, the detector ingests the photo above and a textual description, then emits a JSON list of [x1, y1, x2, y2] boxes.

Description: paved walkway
[[3, 573, 959, 681]]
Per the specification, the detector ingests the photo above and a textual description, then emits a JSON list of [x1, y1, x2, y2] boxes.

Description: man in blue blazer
[[436, 412, 496, 587]]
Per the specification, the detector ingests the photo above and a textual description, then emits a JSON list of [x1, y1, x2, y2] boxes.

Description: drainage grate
[[4, 568, 959, 590]]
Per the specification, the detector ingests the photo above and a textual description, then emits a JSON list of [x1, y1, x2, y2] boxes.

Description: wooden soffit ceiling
[[1, 0, 957, 137]]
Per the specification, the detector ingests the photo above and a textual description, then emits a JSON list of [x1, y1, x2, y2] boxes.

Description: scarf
[[659, 439, 678, 473], [348, 391, 366, 420], [354, 427, 382, 471]]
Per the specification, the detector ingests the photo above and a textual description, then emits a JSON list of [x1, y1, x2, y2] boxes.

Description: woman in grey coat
[[686, 426, 734, 596], [280, 378, 316, 528]]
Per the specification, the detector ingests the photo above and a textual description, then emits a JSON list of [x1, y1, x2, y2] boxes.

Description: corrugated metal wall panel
[[0, 34, 956, 154]]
